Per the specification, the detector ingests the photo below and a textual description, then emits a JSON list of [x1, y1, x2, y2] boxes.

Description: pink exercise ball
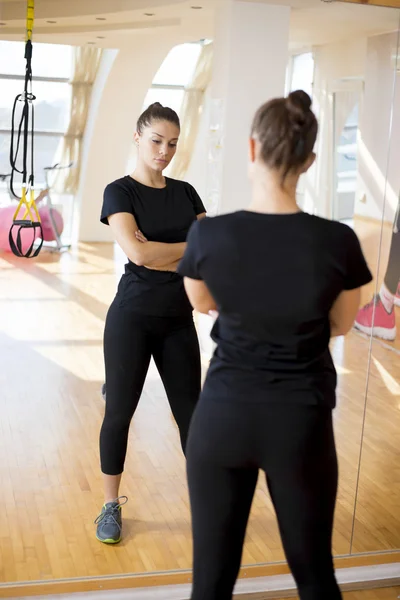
[[38, 206, 64, 241], [0, 205, 40, 253]]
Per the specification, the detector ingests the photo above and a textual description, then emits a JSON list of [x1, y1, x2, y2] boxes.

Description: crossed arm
[[108, 211, 206, 272], [109, 211, 363, 332]]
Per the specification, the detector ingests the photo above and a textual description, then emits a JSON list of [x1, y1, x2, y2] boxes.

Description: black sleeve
[[343, 227, 373, 290], [100, 182, 134, 226], [186, 183, 206, 216], [177, 219, 204, 280]]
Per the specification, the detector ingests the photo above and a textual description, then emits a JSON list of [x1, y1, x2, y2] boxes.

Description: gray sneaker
[[94, 496, 128, 544]]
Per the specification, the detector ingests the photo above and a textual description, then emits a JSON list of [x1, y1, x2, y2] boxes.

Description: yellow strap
[[26, 0, 34, 42], [13, 188, 41, 223], [22, 189, 41, 222]]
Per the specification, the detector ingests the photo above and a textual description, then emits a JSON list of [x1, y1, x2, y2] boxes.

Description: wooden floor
[[347, 589, 400, 599], [0, 219, 399, 584], [291, 588, 400, 600]]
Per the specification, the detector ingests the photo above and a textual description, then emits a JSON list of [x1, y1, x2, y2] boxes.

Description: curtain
[[54, 46, 103, 194], [169, 42, 213, 180]]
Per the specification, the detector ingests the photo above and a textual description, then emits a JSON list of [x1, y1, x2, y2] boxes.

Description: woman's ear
[[300, 151, 316, 174], [134, 131, 140, 146]]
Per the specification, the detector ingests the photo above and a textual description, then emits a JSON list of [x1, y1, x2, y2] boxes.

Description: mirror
[[0, 1, 399, 596], [351, 21, 400, 554]]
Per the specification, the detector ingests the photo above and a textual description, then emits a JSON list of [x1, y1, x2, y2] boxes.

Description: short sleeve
[[186, 183, 206, 216], [100, 182, 134, 225], [177, 219, 204, 280], [343, 227, 373, 290]]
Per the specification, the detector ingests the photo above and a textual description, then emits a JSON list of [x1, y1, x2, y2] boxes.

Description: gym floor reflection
[[0, 220, 399, 583]]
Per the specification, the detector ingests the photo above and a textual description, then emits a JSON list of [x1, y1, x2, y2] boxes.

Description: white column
[[209, 0, 290, 215], [196, 1, 290, 359]]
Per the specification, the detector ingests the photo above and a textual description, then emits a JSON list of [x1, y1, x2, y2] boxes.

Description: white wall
[[214, 1, 291, 215], [354, 31, 400, 223], [76, 15, 213, 242], [77, 36, 177, 242], [189, 0, 290, 356]]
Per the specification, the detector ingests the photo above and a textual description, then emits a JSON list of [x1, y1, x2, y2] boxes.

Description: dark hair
[[136, 102, 180, 135], [250, 90, 318, 182]]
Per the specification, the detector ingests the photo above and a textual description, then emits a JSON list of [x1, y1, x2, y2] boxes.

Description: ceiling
[[0, 0, 398, 50]]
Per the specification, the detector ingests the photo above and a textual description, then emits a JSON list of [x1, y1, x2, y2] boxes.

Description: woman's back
[[180, 209, 370, 406], [179, 91, 373, 600]]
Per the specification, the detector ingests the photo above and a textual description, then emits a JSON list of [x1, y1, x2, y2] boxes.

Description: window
[[127, 41, 203, 172], [143, 88, 185, 116], [0, 42, 72, 78], [152, 43, 202, 87], [287, 52, 315, 212], [289, 52, 314, 98], [0, 41, 73, 198], [142, 42, 202, 115]]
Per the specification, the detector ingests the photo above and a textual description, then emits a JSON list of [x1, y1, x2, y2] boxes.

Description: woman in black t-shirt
[[95, 103, 206, 544], [178, 91, 372, 600]]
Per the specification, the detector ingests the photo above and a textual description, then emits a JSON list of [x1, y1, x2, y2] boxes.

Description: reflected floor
[[0, 221, 399, 583]]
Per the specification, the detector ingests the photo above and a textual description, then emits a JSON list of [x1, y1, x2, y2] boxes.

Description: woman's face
[[135, 120, 180, 172]]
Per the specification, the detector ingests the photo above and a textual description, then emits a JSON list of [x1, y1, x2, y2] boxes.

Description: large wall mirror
[[0, 0, 399, 596]]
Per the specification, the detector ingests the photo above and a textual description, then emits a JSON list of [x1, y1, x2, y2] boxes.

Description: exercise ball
[[38, 206, 64, 241], [0, 205, 40, 253]]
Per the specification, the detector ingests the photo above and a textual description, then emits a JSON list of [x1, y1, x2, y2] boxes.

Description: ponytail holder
[[295, 137, 305, 157]]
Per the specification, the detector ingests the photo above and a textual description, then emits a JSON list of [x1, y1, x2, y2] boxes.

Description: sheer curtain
[[303, 42, 364, 219], [54, 46, 103, 194], [169, 42, 213, 180]]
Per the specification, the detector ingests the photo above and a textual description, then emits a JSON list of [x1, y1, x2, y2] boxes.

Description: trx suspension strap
[[8, 0, 43, 258]]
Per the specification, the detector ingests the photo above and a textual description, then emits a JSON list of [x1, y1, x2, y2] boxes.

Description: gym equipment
[[8, 0, 44, 258]]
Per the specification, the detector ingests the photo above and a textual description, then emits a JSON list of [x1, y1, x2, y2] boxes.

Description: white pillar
[[196, 1, 290, 358], [208, 0, 290, 215]]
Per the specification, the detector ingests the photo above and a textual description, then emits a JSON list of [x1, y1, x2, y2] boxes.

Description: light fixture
[[144, 13, 155, 16], [87, 41, 96, 45], [96, 36, 105, 39], [96, 17, 107, 20], [47, 20, 57, 24], [191, 5, 203, 8], [0, 22, 6, 26]]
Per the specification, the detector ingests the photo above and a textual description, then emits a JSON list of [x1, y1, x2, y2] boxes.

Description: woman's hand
[[135, 230, 173, 271], [108, 213, 186, 267], [135, 230, 148, 243]]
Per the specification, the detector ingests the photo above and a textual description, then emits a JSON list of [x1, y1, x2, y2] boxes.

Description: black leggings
[[100, 301, 201, 475], [384, 198, 400, 294], [187, 399, 342, 600]]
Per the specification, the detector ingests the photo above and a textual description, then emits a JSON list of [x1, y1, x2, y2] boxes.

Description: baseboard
[[2, 554, 399, 598], [9, 563, 400, 600]]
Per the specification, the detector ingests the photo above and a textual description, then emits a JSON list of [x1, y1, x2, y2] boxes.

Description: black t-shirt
[[101, 176, 206, 317], [178, 210, 372, 407]]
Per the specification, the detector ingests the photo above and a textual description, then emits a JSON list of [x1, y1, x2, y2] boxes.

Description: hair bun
[[286, 90, 312, 132], [148, 102, 163, 109], [287, 90, 312, 112]]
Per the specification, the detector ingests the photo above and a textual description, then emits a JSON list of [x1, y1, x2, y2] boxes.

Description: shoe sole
[[96, 533, 121, 544], [354, 322, 396, 341]]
